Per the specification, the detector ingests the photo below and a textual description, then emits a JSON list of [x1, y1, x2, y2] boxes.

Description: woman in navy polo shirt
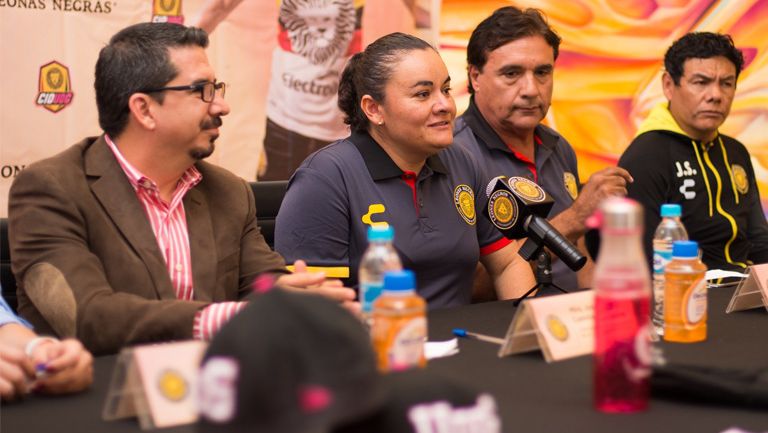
[[275, 33, 534, 309]]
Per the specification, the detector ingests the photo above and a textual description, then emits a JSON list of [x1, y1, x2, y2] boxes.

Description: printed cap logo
[[453, 184, 476, 225], [732, 164, 748, 194], [563, 172, 578, 200], [152, 0, 184, 24], [36, 61, 74, 113], [487, 190, 517, 230], [508, 177, 546, 202]]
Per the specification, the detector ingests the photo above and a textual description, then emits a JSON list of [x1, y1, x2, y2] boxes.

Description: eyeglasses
[[140, 80, 226, 103]]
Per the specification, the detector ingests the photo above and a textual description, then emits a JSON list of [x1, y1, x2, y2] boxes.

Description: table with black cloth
[[3, 287, 768, 433]]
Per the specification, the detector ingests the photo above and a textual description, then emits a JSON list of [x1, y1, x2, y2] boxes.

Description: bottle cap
[[660, 203, 682, 218], [367, 225, 394, 241], [383, 270, 415, 292], [599, 197, 643, 231], [672, 240, 698, 258]]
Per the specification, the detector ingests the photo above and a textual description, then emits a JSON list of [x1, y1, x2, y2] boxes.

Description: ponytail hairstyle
[[337, 32, 433, 132]]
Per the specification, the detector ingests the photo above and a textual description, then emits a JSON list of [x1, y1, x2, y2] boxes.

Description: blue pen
[[452, 328, 505, 345]]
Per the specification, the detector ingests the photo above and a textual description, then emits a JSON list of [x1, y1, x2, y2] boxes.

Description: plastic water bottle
[[371, 270, 427, 372], [359, 226, 402, 320], [664, 240, 707, 343], [593, 198, 652, 413], [652, 204, 688, 337]]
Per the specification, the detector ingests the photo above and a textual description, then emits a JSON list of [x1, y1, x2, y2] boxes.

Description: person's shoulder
[[290, 138, 359, 183], [13, 137, 97, 185], [719, 133, 750, 154], [620, 130, 673, 162]]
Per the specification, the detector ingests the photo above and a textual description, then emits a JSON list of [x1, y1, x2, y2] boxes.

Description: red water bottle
[[592, 198, 652, 413]]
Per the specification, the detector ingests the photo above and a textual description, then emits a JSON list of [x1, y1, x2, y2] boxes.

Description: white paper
[[425, 338, 459, 359], [706, 269, 747, 281]]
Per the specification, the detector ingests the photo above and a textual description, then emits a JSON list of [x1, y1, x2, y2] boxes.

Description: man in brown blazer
[[8, 23, 356, 355]]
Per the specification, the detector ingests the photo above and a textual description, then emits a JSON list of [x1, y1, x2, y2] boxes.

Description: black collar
[[349, 131, 449, 180], [460, 96, 558, 156]]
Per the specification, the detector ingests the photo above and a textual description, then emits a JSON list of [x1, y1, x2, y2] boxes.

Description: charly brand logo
[[361, 203, 388, 229], [36, 61, 74, 113], [151, 0, 183, 24]]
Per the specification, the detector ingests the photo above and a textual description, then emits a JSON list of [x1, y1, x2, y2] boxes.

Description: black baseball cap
[[197, 288, 501, 433]]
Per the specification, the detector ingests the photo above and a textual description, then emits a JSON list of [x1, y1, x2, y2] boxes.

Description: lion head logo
[[280, 0, 356, 65]]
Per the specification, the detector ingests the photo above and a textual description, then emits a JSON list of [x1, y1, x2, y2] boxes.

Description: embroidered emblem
[[361, 204, 388, 228], [487, 190, 517, 230], [732, 164, 748, 194], [157, 369, 188, 402], [453, 184, 476, 225], [563, 172, 578, 200], [545, 314, 569, 342], [508, 176, 546, 202]]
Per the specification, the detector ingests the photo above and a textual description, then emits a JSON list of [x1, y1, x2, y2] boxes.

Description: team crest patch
[[36, 61, 74, 113], [453, 185, 476, 225], [508, 177, 546, 202], [157, 369, 188, 402], [546, 314, 569, 342], [732, 164, 748, 194], [564, 172, 578, 200], [152, 0, 184, 24], [487, 190, 518, 230]]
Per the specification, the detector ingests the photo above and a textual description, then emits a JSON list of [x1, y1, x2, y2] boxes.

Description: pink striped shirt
[[106, 136, 244, 340]]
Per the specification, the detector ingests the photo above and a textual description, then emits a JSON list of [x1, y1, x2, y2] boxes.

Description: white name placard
[[102, 340, 207, 429], [499, 290, 594, 363], [726, 263, 768, 313]]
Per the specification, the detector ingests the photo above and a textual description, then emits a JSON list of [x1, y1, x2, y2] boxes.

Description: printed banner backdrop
[[1, 0, 767, 216], [0, 0, 431, 217], [440, 0, 768, 212]]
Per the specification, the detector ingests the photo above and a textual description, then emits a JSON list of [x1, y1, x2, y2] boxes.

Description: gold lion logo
[[157, 369, 188, 402], [731, 164, 748, 195], [453, 185, 476, 225], [564, 172, 578, 200], [546, 315, 569, 342]]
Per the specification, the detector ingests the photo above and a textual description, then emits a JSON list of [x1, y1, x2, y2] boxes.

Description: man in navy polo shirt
[[454, 7, 632, 291]]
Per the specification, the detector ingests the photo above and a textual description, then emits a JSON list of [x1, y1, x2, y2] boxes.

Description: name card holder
[[102, 340, 207, 429], [726, 263, 768, 313], [499, 290, 594, 363]]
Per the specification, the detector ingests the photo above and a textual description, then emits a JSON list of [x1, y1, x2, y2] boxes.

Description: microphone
[[485, 176, 586, 271]]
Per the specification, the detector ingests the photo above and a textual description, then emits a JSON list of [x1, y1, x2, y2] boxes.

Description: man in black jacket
[[619, 32, 768, 271]]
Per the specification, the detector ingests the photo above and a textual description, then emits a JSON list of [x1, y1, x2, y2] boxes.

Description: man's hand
[[550, 166, 632, 243], [30, 339, 93, 395], [0, 345, 33, 401], [275, 260, 361, 315], [572, 166, 633, 221]]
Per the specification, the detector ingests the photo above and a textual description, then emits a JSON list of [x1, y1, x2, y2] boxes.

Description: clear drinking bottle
[[652, 204, 688, 337], [593, 197, 652, 413]]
